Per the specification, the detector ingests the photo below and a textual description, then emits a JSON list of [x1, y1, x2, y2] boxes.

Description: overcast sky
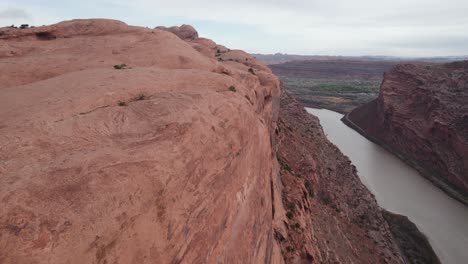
[[1, 0, 468, 57]]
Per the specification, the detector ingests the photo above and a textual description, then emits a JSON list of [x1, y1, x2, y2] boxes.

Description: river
[[306, 108, 468, 264]]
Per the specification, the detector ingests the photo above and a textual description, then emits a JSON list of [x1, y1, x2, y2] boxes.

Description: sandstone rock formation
[[344, 61, 468, 204], [1, 19, 404, 263]]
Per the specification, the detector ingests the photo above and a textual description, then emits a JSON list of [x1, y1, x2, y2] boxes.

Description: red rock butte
[[0, 19, 404, 263]]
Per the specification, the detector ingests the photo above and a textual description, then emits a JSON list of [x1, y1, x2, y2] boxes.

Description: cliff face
[[275, 92, 403, 263], [0, 19, 403, 263], [345, 62, 468, 202]]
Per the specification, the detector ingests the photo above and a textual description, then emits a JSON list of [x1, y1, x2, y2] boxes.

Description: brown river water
[[306, 108, 468, 264]]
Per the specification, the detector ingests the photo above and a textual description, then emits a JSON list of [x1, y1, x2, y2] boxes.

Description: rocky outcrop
[[156, 25, 199, 40], [0, 19, 405, 263], [382, 210, 441, 264], [344, 61, 468, 204]]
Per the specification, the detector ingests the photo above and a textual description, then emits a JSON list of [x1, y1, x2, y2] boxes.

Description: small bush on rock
[[134, 93, 146, 101], [113, 64, 127, 70]]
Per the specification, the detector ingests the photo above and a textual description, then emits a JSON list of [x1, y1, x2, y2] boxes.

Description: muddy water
[[306, 108, 468, 264]]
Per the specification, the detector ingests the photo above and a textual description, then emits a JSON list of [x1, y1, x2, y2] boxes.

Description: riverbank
[[341, 113, 468, 207]]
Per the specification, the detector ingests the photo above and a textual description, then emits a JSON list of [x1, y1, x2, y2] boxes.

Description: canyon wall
[[345, 62, 468, 204], [274, 91, 403, 263], [1, 19, 403, 263]]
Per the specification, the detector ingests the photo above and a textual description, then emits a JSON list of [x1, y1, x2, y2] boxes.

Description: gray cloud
[[0, 8, 30, 19], [1, 0, 467, 56]]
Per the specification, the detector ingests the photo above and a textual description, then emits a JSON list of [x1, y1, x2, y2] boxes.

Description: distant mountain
[[251, 53, 468, 65]]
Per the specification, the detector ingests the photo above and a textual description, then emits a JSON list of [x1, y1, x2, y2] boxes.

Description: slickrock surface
[[1, 19, 404, 263], [344, 61, 468, 204], [0, 19, 283, 264], [275, 91, 403, 263]]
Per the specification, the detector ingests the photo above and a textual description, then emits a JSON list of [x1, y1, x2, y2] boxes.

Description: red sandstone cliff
[[0, 19, 403, 263], [345, 61, 468, 204]]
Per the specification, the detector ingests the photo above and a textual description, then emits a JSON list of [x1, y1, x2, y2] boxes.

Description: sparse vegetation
[[118, 101, 127, 106], [305, 180, 315, 198], [277, 154, 292, 173], [248, 68, 256, 75], [216, 49, 229, 55], [218, 58, 224, 62], [228, 85, 236, 92], [134, 93, 146, 101], [286, 246, 294, 252], [286, 211, 294, 219], [270, 59, 392, 113], [113, 64, 127, 70], [19, 24, 29, 29]]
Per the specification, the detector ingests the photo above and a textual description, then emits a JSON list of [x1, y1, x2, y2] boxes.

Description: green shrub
[[118, 101, 127, 106], [19, 24, 29, 29], [113, 64, 127, 70], [286, 211, 294, 219], [228, 85, 236, 92], [248, 68, 256, 75]]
